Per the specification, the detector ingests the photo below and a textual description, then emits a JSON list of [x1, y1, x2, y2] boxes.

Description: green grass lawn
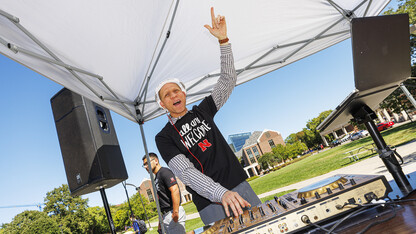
[[249, 122, 416, 195]]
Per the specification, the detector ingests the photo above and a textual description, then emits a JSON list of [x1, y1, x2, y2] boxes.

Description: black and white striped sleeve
[[168, 154, 228, 203], [211, 44, 237, 111]]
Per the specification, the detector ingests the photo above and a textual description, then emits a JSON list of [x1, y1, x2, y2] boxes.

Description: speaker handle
[[95, 106, 110, 133]]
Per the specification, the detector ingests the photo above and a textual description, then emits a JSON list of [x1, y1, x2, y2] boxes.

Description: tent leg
[[139, 122, 166, 234]]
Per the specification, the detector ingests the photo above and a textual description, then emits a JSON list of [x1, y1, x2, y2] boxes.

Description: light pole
[[124, 183, 151, 229], [122, 181, 133, 217]]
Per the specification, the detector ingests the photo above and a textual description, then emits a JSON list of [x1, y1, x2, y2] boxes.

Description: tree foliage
[[43, 184, 93, 233], [258, 140, 308, 170], [88, 206, 110, 234], [258, 152, 278, 170], [1, 210, 60, 234], [1, 184, 159, 233], [285, 110, 332, 148], [112, 191, 157, 230]]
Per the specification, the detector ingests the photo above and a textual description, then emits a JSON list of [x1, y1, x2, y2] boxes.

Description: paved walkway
[[148, 139, 416, 226]]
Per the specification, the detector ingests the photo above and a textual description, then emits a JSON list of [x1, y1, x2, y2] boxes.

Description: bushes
[[246, 175, 259, 182]]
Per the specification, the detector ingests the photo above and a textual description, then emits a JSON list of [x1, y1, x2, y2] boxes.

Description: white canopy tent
[[0, 0, 390, 231], [0, 0, 390, 123]]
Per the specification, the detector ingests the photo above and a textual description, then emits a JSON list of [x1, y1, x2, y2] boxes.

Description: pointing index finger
[[210, 7, 217, 28]]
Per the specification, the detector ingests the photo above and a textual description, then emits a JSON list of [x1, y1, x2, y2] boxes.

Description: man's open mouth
[[173, 100, 181, 106]]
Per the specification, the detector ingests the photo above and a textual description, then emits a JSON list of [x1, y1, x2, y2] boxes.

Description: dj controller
[[199, 174, 392, 233]]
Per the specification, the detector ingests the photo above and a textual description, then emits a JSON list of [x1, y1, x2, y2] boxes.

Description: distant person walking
[[142, 153, 186, 234], [130, 215, 141, 234]]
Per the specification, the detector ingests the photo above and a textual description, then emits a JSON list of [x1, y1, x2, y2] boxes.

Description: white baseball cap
[[155, 78, 186, 108]]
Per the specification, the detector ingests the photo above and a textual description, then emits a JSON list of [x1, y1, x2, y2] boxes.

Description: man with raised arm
[[155, 7, 261, 225]]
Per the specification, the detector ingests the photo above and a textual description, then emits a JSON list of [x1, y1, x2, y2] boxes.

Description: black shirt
[[156, 95, 248, 211], [155, 167, 181, 211]]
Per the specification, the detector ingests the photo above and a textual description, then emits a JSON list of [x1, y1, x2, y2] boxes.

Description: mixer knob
[[239, 214, 244, 224], [314, 192, 321, 199], [258, 206, 265, 216], [227, 226, 233, 233], [249, 210, 255, 220], [338, 183, 344, 190], [229, 218, 233, 224], [326, 187, 332, 194], [300, 197, 308, 205], [350, 178, 356, 185], [274, 196, 279, 202]]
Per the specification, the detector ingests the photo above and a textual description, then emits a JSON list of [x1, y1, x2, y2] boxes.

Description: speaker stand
[[100, 188, 116, 234], [352, 105, 413, 196]]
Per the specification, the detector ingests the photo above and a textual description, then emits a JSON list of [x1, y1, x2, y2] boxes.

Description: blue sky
[[0, 1, 399, 225]]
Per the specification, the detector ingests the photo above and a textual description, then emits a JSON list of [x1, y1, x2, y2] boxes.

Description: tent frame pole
[[135, 0, 181, 106], [137, 108, 166, 234]]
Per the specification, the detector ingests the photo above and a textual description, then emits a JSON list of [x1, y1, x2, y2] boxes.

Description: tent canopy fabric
[[0, 0, 390, 123]]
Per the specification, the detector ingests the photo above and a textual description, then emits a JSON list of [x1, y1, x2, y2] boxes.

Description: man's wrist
[[219, 37, 229, 45], [213, 184, 228, 202]]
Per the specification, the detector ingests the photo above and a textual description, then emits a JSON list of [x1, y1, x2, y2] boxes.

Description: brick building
[[239, 129, 285, 177], [139, 177, 192, 204]]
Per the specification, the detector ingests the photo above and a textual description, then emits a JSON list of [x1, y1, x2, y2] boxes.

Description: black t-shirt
[[155, 95, 248, 211], [155, 167, 181, 211]]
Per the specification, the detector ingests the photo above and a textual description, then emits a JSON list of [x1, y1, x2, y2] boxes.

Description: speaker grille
[[51, 88, 128, 196]]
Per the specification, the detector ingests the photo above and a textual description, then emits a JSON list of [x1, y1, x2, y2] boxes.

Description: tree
[[285, 110, 332, 148], [258, 152, 278, 170], [1, 210, 60, 233], [286, 141, 308, 159], [285, 133, 300, 145], [305, 110, 333, 147], [43, 184, 94, 233], [88, 206, 110, 234], [112, 191, 157, 230], [272, 144, 289, 162]]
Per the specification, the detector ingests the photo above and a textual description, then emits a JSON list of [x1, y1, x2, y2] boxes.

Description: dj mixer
[[199, 174, 392, 233]]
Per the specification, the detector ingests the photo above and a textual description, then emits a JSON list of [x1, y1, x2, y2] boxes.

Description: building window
[[246, 149, 256, 164], [268, 139, 275, 148], [252, 147, 260, 160], [146, 189, 154, 202], [228, 132, 252, 152]]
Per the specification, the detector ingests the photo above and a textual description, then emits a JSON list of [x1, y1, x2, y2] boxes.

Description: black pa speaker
[[51, 88, 128, 196]]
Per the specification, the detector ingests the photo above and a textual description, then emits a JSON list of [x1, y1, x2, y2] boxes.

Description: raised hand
[[204, 7, 227, 41]]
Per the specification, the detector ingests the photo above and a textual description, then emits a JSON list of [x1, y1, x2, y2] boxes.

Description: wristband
[[219, 37, 229, 44]]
